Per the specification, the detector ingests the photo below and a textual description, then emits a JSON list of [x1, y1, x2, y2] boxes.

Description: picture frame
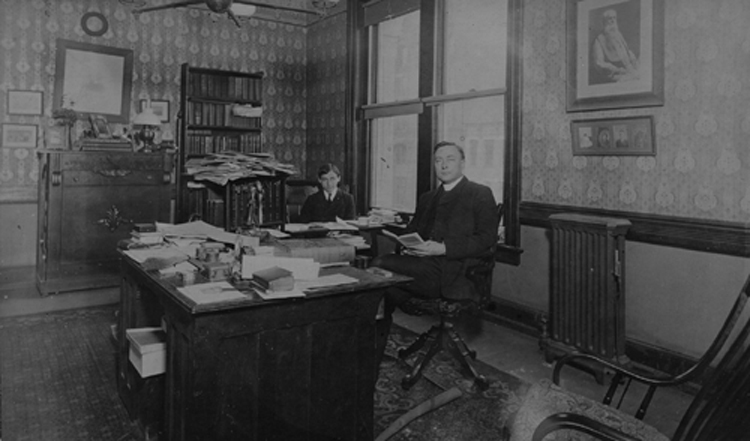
[[566, 0, 664, 112], [7, 90, 43, 115], [571, 115, 655, 156], [140, 99, 171, 123], [53, 39, 134, 123], [2, 124, 38, 148], [89, 115, 112, 138]]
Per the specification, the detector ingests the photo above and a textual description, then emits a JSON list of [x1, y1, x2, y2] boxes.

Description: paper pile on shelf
[[184, 151, 298, 186]]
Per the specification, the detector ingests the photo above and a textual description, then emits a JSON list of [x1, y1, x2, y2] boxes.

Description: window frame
[[349, 0, 524, 264]]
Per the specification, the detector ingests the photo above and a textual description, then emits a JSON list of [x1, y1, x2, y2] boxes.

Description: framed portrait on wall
[[566, 0, 664, 112], [2, 124, 38, 148], [7, 90, 43, 115], [53, 39, 134, 123], [571, 115, 655, 155], [140, 99, 171, 123]]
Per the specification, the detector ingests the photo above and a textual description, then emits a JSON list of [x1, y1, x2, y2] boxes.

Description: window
[[353, 0, 523, 262]]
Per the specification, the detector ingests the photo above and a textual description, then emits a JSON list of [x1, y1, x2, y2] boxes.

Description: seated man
[[299, 163, 356, 223], [372, 141, 498, 362]]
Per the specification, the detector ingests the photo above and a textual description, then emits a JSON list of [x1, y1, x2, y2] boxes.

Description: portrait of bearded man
[[590, 7, 640, 84]]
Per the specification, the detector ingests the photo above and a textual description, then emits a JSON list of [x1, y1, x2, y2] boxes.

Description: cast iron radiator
[[541, 213, 632, 381]]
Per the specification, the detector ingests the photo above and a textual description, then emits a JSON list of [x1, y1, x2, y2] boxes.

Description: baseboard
[[483, 297, 699, 380], [0, 265, 37, 294]]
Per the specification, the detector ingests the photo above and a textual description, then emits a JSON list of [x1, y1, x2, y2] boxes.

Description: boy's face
[[319, 170, 340, 193]]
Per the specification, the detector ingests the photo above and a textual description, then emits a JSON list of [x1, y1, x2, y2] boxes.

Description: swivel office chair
[[396, 203, 503, 391]]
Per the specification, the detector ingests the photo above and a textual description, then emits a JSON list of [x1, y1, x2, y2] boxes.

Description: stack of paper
[[184, 151, 298, 186], [242, 255, 321, 280], [177, 281, 246, 305]]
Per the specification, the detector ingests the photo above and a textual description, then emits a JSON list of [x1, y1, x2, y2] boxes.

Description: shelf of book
[[178, 63, 288, 230], [183, 177, 286, 231]]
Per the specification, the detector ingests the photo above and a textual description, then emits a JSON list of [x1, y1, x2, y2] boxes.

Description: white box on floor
[[126, 327, 166, 378]]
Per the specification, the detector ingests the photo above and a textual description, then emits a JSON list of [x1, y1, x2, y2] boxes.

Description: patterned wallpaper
[[521, 0, 750, 223], [0, 0, 311, 202], [305, 10, 348, 181]]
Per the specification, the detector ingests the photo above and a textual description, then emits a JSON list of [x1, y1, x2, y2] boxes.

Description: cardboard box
[[127, 327, 166, 378]]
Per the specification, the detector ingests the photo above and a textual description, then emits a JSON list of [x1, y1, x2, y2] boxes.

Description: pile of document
[[184, 151, 298, 186]]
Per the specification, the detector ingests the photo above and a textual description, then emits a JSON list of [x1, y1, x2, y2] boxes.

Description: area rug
[[375, 325, 528, 441], [0, 305, 527, 441]]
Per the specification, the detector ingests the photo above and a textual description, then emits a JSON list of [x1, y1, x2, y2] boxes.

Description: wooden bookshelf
[[177, 64, 286, 230]]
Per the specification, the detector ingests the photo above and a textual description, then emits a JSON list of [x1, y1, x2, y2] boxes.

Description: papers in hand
[[381, 230, 424, 248], [177, 281, 246, 305]]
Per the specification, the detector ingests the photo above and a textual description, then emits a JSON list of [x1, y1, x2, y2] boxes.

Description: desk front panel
[[119, 259, 405, 441]]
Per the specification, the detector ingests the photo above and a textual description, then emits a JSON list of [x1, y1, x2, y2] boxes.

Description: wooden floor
[[1, 271, 693, 439]]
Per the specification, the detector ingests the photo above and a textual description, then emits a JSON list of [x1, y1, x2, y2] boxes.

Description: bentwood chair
[[509, 273, 750, 441], [396, 204, 504, 391]]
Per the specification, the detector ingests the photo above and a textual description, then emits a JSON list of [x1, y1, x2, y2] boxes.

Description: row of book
[[184, 130, 262, 156], [186, 101, 262, 128], [186, 178, 285, 231], [186, 190, 226, 228], [187, 72, 262, 102]]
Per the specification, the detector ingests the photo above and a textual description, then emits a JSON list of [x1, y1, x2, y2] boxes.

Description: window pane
[[443, 0, 507, 94], [370, 115, 418, 212], [374, 11, 420, 103], [436, 95, 505, 203]]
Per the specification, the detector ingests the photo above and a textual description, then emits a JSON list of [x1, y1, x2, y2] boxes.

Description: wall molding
[[520, 201, 750, 257]]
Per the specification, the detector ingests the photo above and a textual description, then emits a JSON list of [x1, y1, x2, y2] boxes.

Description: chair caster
[[401, 374, 418, 390], [474, 375, 489, 391]]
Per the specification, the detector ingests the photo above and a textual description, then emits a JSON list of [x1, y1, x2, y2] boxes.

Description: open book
[[381, 229, 424, 248]]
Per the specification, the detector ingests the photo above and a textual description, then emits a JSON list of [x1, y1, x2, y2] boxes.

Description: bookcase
[[177, 63, 287, 230]]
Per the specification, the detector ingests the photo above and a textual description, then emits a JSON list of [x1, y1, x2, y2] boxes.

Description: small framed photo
[[571, 115, 654, 156], [7, 90, 44, 116], [2, 124, 38, 148], [140, 99, 170, 123], [89, 115, 112, 138]]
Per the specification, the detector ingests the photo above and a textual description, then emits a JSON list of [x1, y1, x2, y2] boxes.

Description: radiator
[[542, 213, 632, 373]]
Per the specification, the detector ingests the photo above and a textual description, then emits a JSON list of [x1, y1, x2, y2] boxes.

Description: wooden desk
[[116, 255, 410, 441]]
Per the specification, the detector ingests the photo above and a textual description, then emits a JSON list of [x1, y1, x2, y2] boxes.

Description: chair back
[[285, 179, 318, 223], [673, 274, 750, 441], [464, 202, 503, 311]]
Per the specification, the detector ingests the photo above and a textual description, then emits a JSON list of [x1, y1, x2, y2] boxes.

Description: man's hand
[[404, 240, 446, 257]]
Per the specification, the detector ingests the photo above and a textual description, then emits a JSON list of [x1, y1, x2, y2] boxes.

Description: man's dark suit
[[375, 177, 498, 301], [299, 189, 355, 223]]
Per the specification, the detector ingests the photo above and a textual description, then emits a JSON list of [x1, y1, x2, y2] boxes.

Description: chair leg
[[444, 325, 488, 390], [398, 325, 440, 361], [402, 336, 443, 390]]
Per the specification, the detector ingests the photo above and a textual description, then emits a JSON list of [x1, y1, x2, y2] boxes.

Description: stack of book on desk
[[275, 237, 356, 264], [130, 223, 163, 245]]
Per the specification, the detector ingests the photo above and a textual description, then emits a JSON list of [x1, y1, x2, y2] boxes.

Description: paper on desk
[[177, 281, 246, 304], [123, 247, 190, 264], [242, 255, 320, 280], [256, 288, 306, 300], [159, 260, 198, 276], [157, 221, 218, 239], [296, 274, 358, 291], [263, 228, 290, 239]]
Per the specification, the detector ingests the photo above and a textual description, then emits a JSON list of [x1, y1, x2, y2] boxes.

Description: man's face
[[319, 170, 340, 193], [434, 144, 465, 185], [604, 11, 618, 35]]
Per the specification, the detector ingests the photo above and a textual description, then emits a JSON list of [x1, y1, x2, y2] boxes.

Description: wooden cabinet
[[177, 64, 287, 230], [36, 150, 172, 296]]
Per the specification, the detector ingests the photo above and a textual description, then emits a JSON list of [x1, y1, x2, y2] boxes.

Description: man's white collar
[[442, 176, 464, 192]]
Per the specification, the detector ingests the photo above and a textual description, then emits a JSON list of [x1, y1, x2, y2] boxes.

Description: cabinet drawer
[[55, 152, 169, 187]]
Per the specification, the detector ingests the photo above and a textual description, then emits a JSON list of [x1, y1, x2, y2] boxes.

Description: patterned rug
[[0, 306, 527, 441], [375, 325, 528, 441]]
